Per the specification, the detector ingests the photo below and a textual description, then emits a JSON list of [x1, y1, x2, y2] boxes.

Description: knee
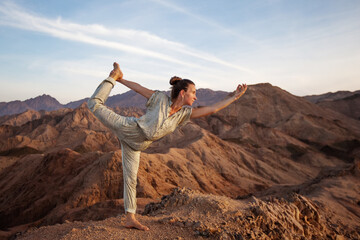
[[87, 98, 102, 113]]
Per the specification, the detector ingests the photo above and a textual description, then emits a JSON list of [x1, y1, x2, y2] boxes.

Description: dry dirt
[[11, 187, 360, 240]]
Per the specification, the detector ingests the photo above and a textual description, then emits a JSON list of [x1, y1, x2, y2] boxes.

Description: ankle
[[126, 212, 136, 220]]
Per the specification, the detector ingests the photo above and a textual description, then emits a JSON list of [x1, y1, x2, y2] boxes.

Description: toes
[[139, 225, 149, 231], [125, 223, 149, 231], [138, 224, 149, 231], [113, 62, 119, 69]]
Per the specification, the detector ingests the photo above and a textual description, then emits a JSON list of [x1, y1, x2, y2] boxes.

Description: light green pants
[[88, 78, 152, 214], [120, 141, 141, 214]]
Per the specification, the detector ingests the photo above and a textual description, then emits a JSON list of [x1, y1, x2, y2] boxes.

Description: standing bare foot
[[109, 62, 123, 81], [124, 213, 149, 231]]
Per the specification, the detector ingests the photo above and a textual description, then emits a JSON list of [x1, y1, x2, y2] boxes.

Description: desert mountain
[[304, 90, 360, 120], [0, 83, 359, 239], [63, 98, 90, 109], [304, 90, 360, 103], [316, 93, 360, 120], [193, 83, 360, 163], [0, 95, 63, 116], [0, 109, 45, 127]]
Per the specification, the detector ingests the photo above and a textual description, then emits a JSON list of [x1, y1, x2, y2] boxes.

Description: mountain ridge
[[0, 83, 359, 239], [1, 86, 359, 121], [0, 88, 228, 117]]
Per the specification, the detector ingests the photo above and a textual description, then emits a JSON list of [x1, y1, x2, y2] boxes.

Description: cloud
[[151, 0, 268, 50], [0, 1, 254, 74]]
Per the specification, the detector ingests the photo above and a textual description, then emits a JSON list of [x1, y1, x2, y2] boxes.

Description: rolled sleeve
[[145, 90, 162, 108], [178, 107, 192, 126]]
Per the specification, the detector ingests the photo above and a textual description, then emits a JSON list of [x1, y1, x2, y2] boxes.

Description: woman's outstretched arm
[[190, 84, 247, 119], [116, 78, 155, 99]]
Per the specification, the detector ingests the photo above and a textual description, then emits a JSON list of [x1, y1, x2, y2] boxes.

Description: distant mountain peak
[[0, 94, 63, 116]]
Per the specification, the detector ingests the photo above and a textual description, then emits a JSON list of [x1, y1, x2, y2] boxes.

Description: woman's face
[[183, 84, 197, 106]]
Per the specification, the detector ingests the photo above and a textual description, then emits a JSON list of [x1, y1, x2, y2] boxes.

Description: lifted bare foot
[[124, 213, 149, 231], [109, 62, 123, 81]]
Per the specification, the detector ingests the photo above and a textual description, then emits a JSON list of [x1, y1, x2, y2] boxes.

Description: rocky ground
[[13, 187, 360, 240]]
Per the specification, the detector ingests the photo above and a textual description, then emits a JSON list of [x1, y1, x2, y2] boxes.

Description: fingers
[[234, 84, 247, 100], [113, 62, 119, 69], [242, 84, 247, 91], [236, 84, 247, 92]]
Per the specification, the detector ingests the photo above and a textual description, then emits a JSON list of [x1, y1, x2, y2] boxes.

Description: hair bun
[[169, 76, 182, 85]]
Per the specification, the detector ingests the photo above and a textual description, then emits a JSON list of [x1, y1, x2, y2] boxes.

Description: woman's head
[[169, 76, 197, 106]]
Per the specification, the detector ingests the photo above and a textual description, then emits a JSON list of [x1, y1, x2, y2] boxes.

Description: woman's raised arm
[[190, 84, 247, 119], [110, 62, 155, 99], [117, 78, 155, 99]]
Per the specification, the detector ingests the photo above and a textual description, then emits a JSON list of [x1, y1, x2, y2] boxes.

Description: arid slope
[[0, 83, 359, 239]]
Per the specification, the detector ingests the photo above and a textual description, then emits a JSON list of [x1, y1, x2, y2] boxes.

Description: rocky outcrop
[[15, 187, 360, 240], [144, 187, 359, 239]]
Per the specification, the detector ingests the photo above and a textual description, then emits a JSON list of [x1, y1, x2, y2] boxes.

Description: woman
[[88, 62, 247, 231]]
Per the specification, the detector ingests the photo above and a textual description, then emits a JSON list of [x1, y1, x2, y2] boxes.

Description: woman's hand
[[233, 84, 247, 100], [191, 83, 248, 119]]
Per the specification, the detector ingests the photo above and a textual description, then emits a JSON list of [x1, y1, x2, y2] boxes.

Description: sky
[[0, 0, 359, 104]]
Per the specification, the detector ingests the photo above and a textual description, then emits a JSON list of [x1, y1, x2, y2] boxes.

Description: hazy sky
[[0, 0, 359, 104]]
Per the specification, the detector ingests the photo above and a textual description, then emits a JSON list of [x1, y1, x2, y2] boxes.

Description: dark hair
[[169, 76, 195, 100]]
